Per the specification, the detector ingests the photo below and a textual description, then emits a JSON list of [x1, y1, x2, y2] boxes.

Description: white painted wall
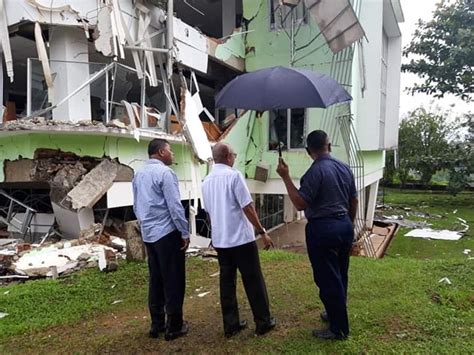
[[352, 0, 384, 151], [352, 0, 403, 151], [384, 35, 402, 149]]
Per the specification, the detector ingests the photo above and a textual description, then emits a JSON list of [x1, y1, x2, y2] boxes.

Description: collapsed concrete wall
[[2, 148, 134, 238]]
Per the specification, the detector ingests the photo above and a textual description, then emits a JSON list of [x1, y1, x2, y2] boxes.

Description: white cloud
[[399, 0, 470, 118]]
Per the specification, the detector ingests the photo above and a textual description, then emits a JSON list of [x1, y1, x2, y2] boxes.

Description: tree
[[402, 0, 473, 101], [398, 107, 453, 187], [446, 113, 473, 195]]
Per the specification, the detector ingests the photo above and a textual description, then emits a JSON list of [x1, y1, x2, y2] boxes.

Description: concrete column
[[365, 180, 379, 229], [50, 26, 91, 122]]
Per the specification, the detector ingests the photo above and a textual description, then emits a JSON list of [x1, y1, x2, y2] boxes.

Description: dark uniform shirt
[[298, 154, 357, 220]]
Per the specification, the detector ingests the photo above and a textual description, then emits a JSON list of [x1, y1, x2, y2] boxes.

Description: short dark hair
[[306, 130, 328, 152], [148, 138, 169, 156]]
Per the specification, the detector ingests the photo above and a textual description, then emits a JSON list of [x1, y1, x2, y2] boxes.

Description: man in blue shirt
[[133, 138, 190, 341], [277, 130, 358, 340]]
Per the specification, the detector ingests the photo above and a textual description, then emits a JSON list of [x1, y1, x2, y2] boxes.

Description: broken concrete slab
[[123, 220, 146, 261], [13, 243, 116, 277], [190, 235, 211, 249], [52, 202, 94, 239], [67, 159, 118, 210], [98, 248, 118, 272]]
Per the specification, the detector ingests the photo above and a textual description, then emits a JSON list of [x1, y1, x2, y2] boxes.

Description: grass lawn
[[380, 189, 473, 260], [0, 189, 472, 354]]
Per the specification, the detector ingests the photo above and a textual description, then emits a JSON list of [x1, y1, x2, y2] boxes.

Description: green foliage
[[446, 113, 473, 195], [402, 0, 474, 100], [382, 149, 396, 184], [398, 107, 453, 187]]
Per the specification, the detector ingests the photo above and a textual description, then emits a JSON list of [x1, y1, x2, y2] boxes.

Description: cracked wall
[[0, 133, 197, 184]]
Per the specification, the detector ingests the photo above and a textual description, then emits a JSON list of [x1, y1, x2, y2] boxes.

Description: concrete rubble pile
[[0, 223, 126, 284]]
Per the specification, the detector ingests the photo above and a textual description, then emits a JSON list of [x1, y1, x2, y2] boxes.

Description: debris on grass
[[0, 312, 8, 319], [463, 249, 471, 255], [0, 225, 125, 284], [404, 229, 464, 241], [438, 277, 452, 285], [198, 291, 211, 298], [111, 300, 123, 305], [209, 271, 220, 277]]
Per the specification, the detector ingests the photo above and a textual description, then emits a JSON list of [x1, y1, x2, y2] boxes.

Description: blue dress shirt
[[132, 159, 189, 243], [298, 154, 357, 220]]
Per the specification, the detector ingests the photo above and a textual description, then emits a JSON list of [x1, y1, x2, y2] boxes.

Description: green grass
[[380, 189, 473, 260], [1, 252, 473, 353], [0, 190, 472, 353]]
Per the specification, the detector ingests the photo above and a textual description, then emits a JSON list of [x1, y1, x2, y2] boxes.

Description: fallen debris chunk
[[209, 272, 220, 278], [0, 275, 29, 280], [67, 160, 118, 210], [463, 249, 471, 255], [197, 291, 210, 298], [13, 244, 116, 277], [3, 290, 10, 295], [0, 312, 8, 319], [438, 277, 452, 285], [112, 300, 123, 305], [404, 229, 463, 241], [98, 248, 118, 272], [123, 221, 146, 261]]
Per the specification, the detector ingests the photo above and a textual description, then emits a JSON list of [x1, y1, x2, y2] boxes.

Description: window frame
[[268, 0, 308, 32], [268, 108, 308, 152]]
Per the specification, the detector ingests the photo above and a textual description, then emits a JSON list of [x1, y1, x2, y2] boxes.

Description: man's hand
[[181, 238, 190, 251], [276, 158, 289, 178], [261, 233, 274, 250]]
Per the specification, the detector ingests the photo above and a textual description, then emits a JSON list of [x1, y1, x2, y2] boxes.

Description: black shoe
[[225, 320, 248, 338], [164, 322, 189, 341], [312, 329, 347, 340], [255, 317, 276, 336], [149, 325, 166, 338], [320, 310, 329, 323]]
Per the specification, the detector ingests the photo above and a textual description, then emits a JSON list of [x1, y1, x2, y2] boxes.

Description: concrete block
[[52, 202, 94, 239], [67, 160, 118, 210]]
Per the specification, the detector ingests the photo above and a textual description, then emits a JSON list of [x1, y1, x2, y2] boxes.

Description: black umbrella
[[215, 66, 351, 110]]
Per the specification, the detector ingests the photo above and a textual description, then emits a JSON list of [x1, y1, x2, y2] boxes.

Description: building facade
[[0, 0, 403, 256]]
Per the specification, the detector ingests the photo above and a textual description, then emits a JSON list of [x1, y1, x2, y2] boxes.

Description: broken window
[[269, 108, 306, 151], [269, 0, 308, 31]]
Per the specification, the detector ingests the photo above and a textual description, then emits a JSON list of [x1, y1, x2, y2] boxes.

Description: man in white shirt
[[202, 142, 276, 338]]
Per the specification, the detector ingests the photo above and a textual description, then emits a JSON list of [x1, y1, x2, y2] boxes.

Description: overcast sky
[[398, 0, 471, 119]]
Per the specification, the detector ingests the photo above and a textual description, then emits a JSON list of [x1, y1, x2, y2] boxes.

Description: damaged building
[[0, 0, 404, 259]]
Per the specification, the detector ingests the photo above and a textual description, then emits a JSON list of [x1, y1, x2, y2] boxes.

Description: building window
[[269, 108, 306, 151], [255, 194, 285, 230], [269, 0, 308, 31]]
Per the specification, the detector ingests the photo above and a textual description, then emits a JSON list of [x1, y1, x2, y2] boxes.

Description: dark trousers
[[305, 215, 353, 337], [215, 241, 272, 334], [144, 230, 185, 333]]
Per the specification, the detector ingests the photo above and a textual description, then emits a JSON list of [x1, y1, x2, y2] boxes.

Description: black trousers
[[215, 241, 272, 334], [305, 215, 353, 337], [144, 230, 185, 333]]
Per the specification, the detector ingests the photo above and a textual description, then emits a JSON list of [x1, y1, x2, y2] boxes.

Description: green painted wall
[[219, 0, 354, 181], [0, 133, 196, 182], [361, 150, 385, 176]]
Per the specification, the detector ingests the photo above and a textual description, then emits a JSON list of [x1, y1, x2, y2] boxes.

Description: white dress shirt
[[202, 164, 255, 248]]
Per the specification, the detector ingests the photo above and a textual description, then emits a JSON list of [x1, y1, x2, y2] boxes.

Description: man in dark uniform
[[276, 130, 358, 340]]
